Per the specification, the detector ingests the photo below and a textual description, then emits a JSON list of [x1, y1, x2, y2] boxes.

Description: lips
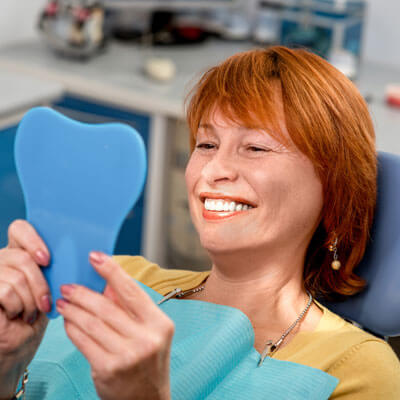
[[202, 208, 245, 220]]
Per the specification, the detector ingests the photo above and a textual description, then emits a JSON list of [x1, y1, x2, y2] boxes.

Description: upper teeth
[[204, 198, 253, 212]]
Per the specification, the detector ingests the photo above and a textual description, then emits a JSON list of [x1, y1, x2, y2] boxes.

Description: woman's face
[[185, 108, 324, 257]]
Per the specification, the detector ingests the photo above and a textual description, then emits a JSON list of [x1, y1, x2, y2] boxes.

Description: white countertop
[[0, 66, 63, 119], [0, 39, 254, 118], [0, 39, 399, 152]]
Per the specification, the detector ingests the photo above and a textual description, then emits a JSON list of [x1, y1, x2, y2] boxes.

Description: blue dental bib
[[26, 282, 339, 399]]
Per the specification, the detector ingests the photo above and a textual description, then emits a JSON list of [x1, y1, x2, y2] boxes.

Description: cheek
[[184, 157, 197, 192], [254, 156, 323, 223], [284, 160, 324, 228], [185, 155, 204, 202]]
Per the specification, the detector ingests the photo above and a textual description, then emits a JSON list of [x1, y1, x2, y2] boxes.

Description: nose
[[201, 148, 239, 185]]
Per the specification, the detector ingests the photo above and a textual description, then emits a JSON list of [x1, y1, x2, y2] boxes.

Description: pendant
[[157, 288, 182, 305], [257, 340, 274, 367]]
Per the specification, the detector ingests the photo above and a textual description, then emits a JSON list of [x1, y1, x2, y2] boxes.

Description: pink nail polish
[[41, 294, 52, 313], [60, 284, 75, 298], [36, 250, 49, 265], [90, 251, 107, 265], [56, 299, 67, 310]]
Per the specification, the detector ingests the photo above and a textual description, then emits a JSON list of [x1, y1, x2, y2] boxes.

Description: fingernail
[[36, 249, 49, 265], [40, 294, 52, 313], [60, 284, 75, 298], [56, 299, 67, 310], [89, 251, 108, 265]]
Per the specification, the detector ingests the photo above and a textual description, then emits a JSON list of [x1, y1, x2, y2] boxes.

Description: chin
[[199, 235, 255, 256]]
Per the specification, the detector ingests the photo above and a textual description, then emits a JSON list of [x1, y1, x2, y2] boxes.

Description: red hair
[[185, 46, 377, 300]]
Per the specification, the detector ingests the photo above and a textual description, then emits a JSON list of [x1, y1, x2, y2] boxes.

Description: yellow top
[[114, 255, 400, 400]]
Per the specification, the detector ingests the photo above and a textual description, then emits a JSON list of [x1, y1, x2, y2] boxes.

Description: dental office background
[[0, 1, 399, 67], [0, 0, 399, 356]]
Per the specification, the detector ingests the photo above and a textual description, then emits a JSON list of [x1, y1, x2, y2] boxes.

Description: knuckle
[[98, 360, 120, 380], [163, 318, 175, 336], [8, 219, 25, 236], [158, 315, 175, 337], [10, 269, 27, 287], [120, 350, 136, 368], [148, 334, 164, 352], [0, 282, 14, 300]]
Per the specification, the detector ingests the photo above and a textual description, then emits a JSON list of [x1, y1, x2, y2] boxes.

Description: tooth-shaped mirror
[[14, 107, 147, 318]]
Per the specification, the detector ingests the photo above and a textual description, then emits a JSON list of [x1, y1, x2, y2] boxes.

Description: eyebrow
[[198, 123, 214, 131], [198, 123, 253, 132]]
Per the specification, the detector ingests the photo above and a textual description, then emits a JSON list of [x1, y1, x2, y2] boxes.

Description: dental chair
[[321, 152, 400, 340]]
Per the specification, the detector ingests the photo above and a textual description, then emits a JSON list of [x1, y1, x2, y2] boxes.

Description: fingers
[[57, 297, 138, 355], [58, 284, 137, 338], [89, 252, 162, 324], [0, 248, 51, 314], [62, 318, 107, 369], [0, 220, 52, 321], [7, 220, 50, 266], [0, 265, 37, 322], [0, 279, 24, 320]]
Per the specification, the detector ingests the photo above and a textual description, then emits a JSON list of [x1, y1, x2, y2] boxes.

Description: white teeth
[[207, 199, 216, 211], [204, 198, 254, 212]]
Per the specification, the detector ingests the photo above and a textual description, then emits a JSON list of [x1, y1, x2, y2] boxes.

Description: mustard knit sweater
[[115, 255, 400, 400]]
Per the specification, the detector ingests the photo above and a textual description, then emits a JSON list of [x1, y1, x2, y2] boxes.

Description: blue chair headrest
[[321, 152, 400, 337]]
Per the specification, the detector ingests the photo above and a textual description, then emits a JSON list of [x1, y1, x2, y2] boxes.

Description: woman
[[0, 46, 399, 399]]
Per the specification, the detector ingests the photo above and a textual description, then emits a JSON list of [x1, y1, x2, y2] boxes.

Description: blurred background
[[0, 0, 399, 353]]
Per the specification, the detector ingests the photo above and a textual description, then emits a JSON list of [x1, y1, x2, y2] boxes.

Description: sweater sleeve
[[328, 339, 400, 399]]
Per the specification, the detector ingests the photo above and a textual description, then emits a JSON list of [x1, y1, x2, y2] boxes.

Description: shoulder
[[276, 301, 400, 399], [328, 338, 400, 399], [113, 255, 210, 295]]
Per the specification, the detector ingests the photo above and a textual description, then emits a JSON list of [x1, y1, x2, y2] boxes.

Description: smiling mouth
[[200, 195, 256, 220], [204, 198, 254, 212]]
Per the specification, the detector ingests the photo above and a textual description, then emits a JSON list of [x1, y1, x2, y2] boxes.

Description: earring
[[329, 236, 341, 270]]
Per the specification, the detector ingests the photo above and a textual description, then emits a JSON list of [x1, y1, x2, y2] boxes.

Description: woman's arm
[[328, 339, 400, 399]]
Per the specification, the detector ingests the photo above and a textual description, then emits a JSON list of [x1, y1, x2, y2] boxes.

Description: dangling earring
[[329, 236, 341, 270]]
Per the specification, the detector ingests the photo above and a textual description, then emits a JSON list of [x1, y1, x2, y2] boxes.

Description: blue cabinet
[[0, 95, 150, 255], [0, 124, 24, 247]]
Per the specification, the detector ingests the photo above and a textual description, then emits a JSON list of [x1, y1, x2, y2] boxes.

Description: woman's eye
[[196, 143, 215, 150], [247, 146, 268, 152]]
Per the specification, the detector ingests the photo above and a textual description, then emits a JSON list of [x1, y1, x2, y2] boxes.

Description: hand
[[56, 252, 174, 400], [0, 220, 51, 397]]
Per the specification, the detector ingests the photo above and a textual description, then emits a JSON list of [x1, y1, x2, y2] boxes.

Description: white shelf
[[104, 0, 239, 10]]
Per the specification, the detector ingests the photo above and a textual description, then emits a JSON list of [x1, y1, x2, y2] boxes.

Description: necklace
[[157, 285, 313, 367], [157, 285, 205, 305]]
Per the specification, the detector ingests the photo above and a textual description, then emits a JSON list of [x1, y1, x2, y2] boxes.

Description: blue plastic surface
[[321, 152, 400, 336], [14, 107, 147, 318]]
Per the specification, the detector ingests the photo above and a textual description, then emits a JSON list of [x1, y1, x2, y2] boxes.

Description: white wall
[[0, 0, 399, 69], [0, 0, 45, 48], [363, 0, 400, 68]]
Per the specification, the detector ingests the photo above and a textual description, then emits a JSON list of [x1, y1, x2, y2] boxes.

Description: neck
[[194, 247, 322, 346]]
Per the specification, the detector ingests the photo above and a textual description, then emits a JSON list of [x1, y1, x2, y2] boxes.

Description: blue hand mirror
[[14, 107, 147, 318]]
